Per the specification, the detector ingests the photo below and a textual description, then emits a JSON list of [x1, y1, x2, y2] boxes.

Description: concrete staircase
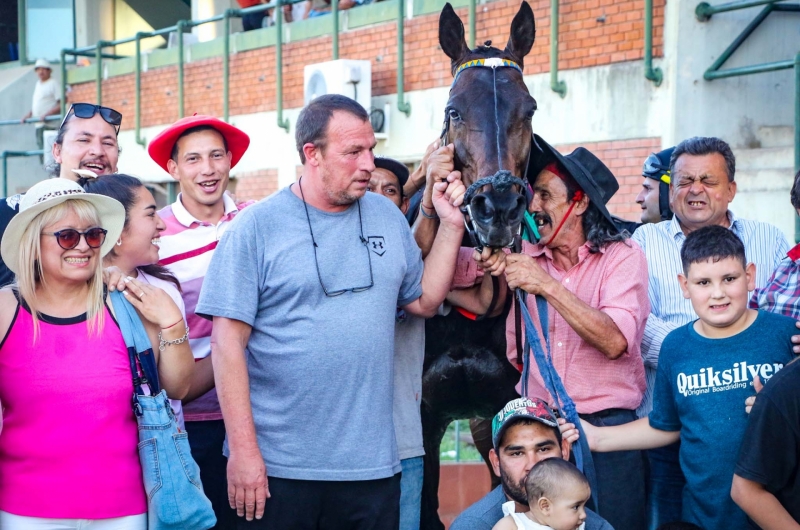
[[731, 126, 796, 243]]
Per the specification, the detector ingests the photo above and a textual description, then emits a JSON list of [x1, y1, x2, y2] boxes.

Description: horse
[[420, 3, 539, 528]]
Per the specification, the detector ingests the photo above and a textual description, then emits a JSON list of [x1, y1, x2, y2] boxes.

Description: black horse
[[420, 3, 539, 529]]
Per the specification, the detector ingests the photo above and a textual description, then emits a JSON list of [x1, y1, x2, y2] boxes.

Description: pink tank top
[[0, 297, 147, 518]]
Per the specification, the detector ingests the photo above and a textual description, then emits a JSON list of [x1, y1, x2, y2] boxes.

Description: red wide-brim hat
[[148, 114, 251, 173]]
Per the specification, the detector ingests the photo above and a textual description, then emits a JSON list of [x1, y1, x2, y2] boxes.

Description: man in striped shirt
[[148, 114, 252, 529], [631, 136, 789, 529]]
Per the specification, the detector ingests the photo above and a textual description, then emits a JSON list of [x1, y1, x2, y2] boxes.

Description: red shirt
[[237, 0, 261, 7]]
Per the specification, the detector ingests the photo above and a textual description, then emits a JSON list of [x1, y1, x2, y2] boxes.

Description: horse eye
[[448, 108, 461, 121], [525, 109, 535, 120]]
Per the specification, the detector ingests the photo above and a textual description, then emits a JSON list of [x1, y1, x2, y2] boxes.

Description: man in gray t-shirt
[[196, 95, 466, 529]]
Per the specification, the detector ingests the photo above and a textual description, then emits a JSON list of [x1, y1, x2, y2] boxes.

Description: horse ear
[[439, 3, 470, 67], [505, 1, 536, 65]]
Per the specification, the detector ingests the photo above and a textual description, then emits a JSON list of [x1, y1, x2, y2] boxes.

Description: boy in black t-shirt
[[732, 357, 800, 529]]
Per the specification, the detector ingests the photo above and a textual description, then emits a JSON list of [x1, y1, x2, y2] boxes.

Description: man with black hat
[[148, 114, 252, 528], [450, 397, 613, 530], [637, 147, 675, 225], [451, 135, 650, 530]]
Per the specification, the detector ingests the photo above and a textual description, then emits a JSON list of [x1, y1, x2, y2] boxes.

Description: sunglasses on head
[[42, 227, 108, 250], [60, 104, 123, 134]]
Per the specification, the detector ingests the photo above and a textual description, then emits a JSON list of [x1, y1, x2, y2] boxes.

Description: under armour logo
[[367, 236, 386, 256]]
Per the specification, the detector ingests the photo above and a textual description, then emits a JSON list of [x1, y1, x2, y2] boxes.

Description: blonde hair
[[14, 199, 106, 339]]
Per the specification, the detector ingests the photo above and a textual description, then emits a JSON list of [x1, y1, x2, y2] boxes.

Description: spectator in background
[[631, 136, 789, 529], [20, 59, 62, 157], [304, 0, 359, 18], [637, 147, 675, 225], [368, 156, 425, 530], [147, 114, 252, 529], [0, 103, 122, 288], [239, 0, 267, 30]]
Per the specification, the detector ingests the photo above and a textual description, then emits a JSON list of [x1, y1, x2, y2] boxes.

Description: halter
[[440, 56, 530, 251]]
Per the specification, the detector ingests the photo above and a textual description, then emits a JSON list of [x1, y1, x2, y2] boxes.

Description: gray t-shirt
[[196, 186, 423, 481], [393, 311, 425, 460]]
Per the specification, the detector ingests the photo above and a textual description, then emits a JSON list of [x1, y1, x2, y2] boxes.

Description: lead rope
[[512, 237, 599, 513]]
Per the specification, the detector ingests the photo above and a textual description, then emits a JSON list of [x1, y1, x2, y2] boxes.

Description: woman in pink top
[[0, 179, 194, 529], [83, 174, 192, 429]]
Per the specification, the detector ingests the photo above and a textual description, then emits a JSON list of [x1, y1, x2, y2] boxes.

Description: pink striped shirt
[[158, 193, 253, 421], [454, 240, 649, 414]]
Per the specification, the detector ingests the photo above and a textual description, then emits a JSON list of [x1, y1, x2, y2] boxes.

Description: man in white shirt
[[21, 59, 62, 155]]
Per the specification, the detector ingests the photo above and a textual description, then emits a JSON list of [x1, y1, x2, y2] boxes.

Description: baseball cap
[[147, 114, 250, 173], [374, 157, 409, 188], [491, 397, 559, 450], [34, 58, 51, 70]]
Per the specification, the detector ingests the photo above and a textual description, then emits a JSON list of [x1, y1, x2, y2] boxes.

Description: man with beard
[[195, 94, 467, 529], [0, 103, 122, 287], [451, 398, 613, 530]]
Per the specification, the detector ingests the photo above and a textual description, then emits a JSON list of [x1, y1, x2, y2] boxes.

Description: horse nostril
[[471, 195, 495, 222], [510, 195, 527, 221]]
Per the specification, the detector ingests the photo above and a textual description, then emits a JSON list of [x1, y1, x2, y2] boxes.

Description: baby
[[493, 458, 591, 530]]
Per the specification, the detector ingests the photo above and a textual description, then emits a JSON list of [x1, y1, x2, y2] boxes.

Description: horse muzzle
[[461, 170, 527, 250]]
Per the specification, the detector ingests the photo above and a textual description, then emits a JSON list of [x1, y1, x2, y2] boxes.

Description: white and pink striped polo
[[158, 192, 253, 422]]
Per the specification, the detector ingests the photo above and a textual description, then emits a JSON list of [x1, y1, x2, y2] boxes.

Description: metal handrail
[[550, 0, 566, 97], [1, 150, 44, 197], [699, 1, 800, 242], [703, 3, 799, 80], [644, 0, 663, 85], [696, 0, 788, 21], [0, 115, 62, 127]]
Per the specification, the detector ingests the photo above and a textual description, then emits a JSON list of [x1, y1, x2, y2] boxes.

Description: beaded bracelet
[[419, 203, 438, 220], [158, 325, 190, 352]]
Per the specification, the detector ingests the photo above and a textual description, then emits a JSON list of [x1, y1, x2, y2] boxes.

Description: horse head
[[439, 2, 536, 249]]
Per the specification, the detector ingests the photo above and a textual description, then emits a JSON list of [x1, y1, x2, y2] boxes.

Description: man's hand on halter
[[504, 253, 555, 296], [421, 143, 457, 216], [473, 247, 508, 276], [431, 168, 466, 228]]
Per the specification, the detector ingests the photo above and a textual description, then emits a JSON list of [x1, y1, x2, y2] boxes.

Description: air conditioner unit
[[303, 59, 372, 113]]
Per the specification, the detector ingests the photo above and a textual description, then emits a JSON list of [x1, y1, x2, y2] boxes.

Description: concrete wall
[[664, 0, 799, 148], [0, 65, 54, 196], [75, 0, 115, 49]]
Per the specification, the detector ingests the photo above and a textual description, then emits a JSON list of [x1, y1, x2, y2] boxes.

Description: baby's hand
[[558, 417, 579, 445]]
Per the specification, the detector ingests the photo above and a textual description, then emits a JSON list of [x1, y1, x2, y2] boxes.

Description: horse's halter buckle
[[441, 57, 529, 251]]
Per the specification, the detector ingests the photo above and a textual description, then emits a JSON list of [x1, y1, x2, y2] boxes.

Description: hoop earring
[[116, 239, 122, 246]]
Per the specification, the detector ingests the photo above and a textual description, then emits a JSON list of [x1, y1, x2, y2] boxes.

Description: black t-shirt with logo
[[736, 357, 800, 527], [0, 195, 21, 288]]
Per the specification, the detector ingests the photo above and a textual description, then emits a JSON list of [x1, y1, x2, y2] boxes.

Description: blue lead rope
[[516, 289, 600, 513]]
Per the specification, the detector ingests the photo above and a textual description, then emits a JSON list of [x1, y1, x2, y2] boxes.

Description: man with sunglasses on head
[[147, 114, 252, 529], [0, 102, 122, 287], [195, 94, 466, 529]]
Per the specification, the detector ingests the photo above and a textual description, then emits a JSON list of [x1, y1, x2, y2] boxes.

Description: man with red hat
[[148, 114, 252, 528]]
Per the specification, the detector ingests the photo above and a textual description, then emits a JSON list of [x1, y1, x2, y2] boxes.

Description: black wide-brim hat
[[527, 134, 620, 229]]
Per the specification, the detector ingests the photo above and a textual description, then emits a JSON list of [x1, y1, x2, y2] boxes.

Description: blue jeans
[[185, 420, 237, 530], [580, 408, 646, 530], [399, 457, 423, 530], [646, 442, 685, 529]]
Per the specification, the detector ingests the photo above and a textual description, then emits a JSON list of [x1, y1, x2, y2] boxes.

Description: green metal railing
[[0, 116, 62, 127], [1, 150, 43, 197], [696, 0, 789, 20], [698, 0, 800, 240], [397, 0, 411, 116], [18, 0, 27, 65], [550, 0, 566, 97], [644, 0, 663, 85]]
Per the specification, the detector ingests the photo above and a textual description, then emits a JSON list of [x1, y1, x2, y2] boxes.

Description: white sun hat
[[1, 179, 125, 275], [34, 58, 51, 70]]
